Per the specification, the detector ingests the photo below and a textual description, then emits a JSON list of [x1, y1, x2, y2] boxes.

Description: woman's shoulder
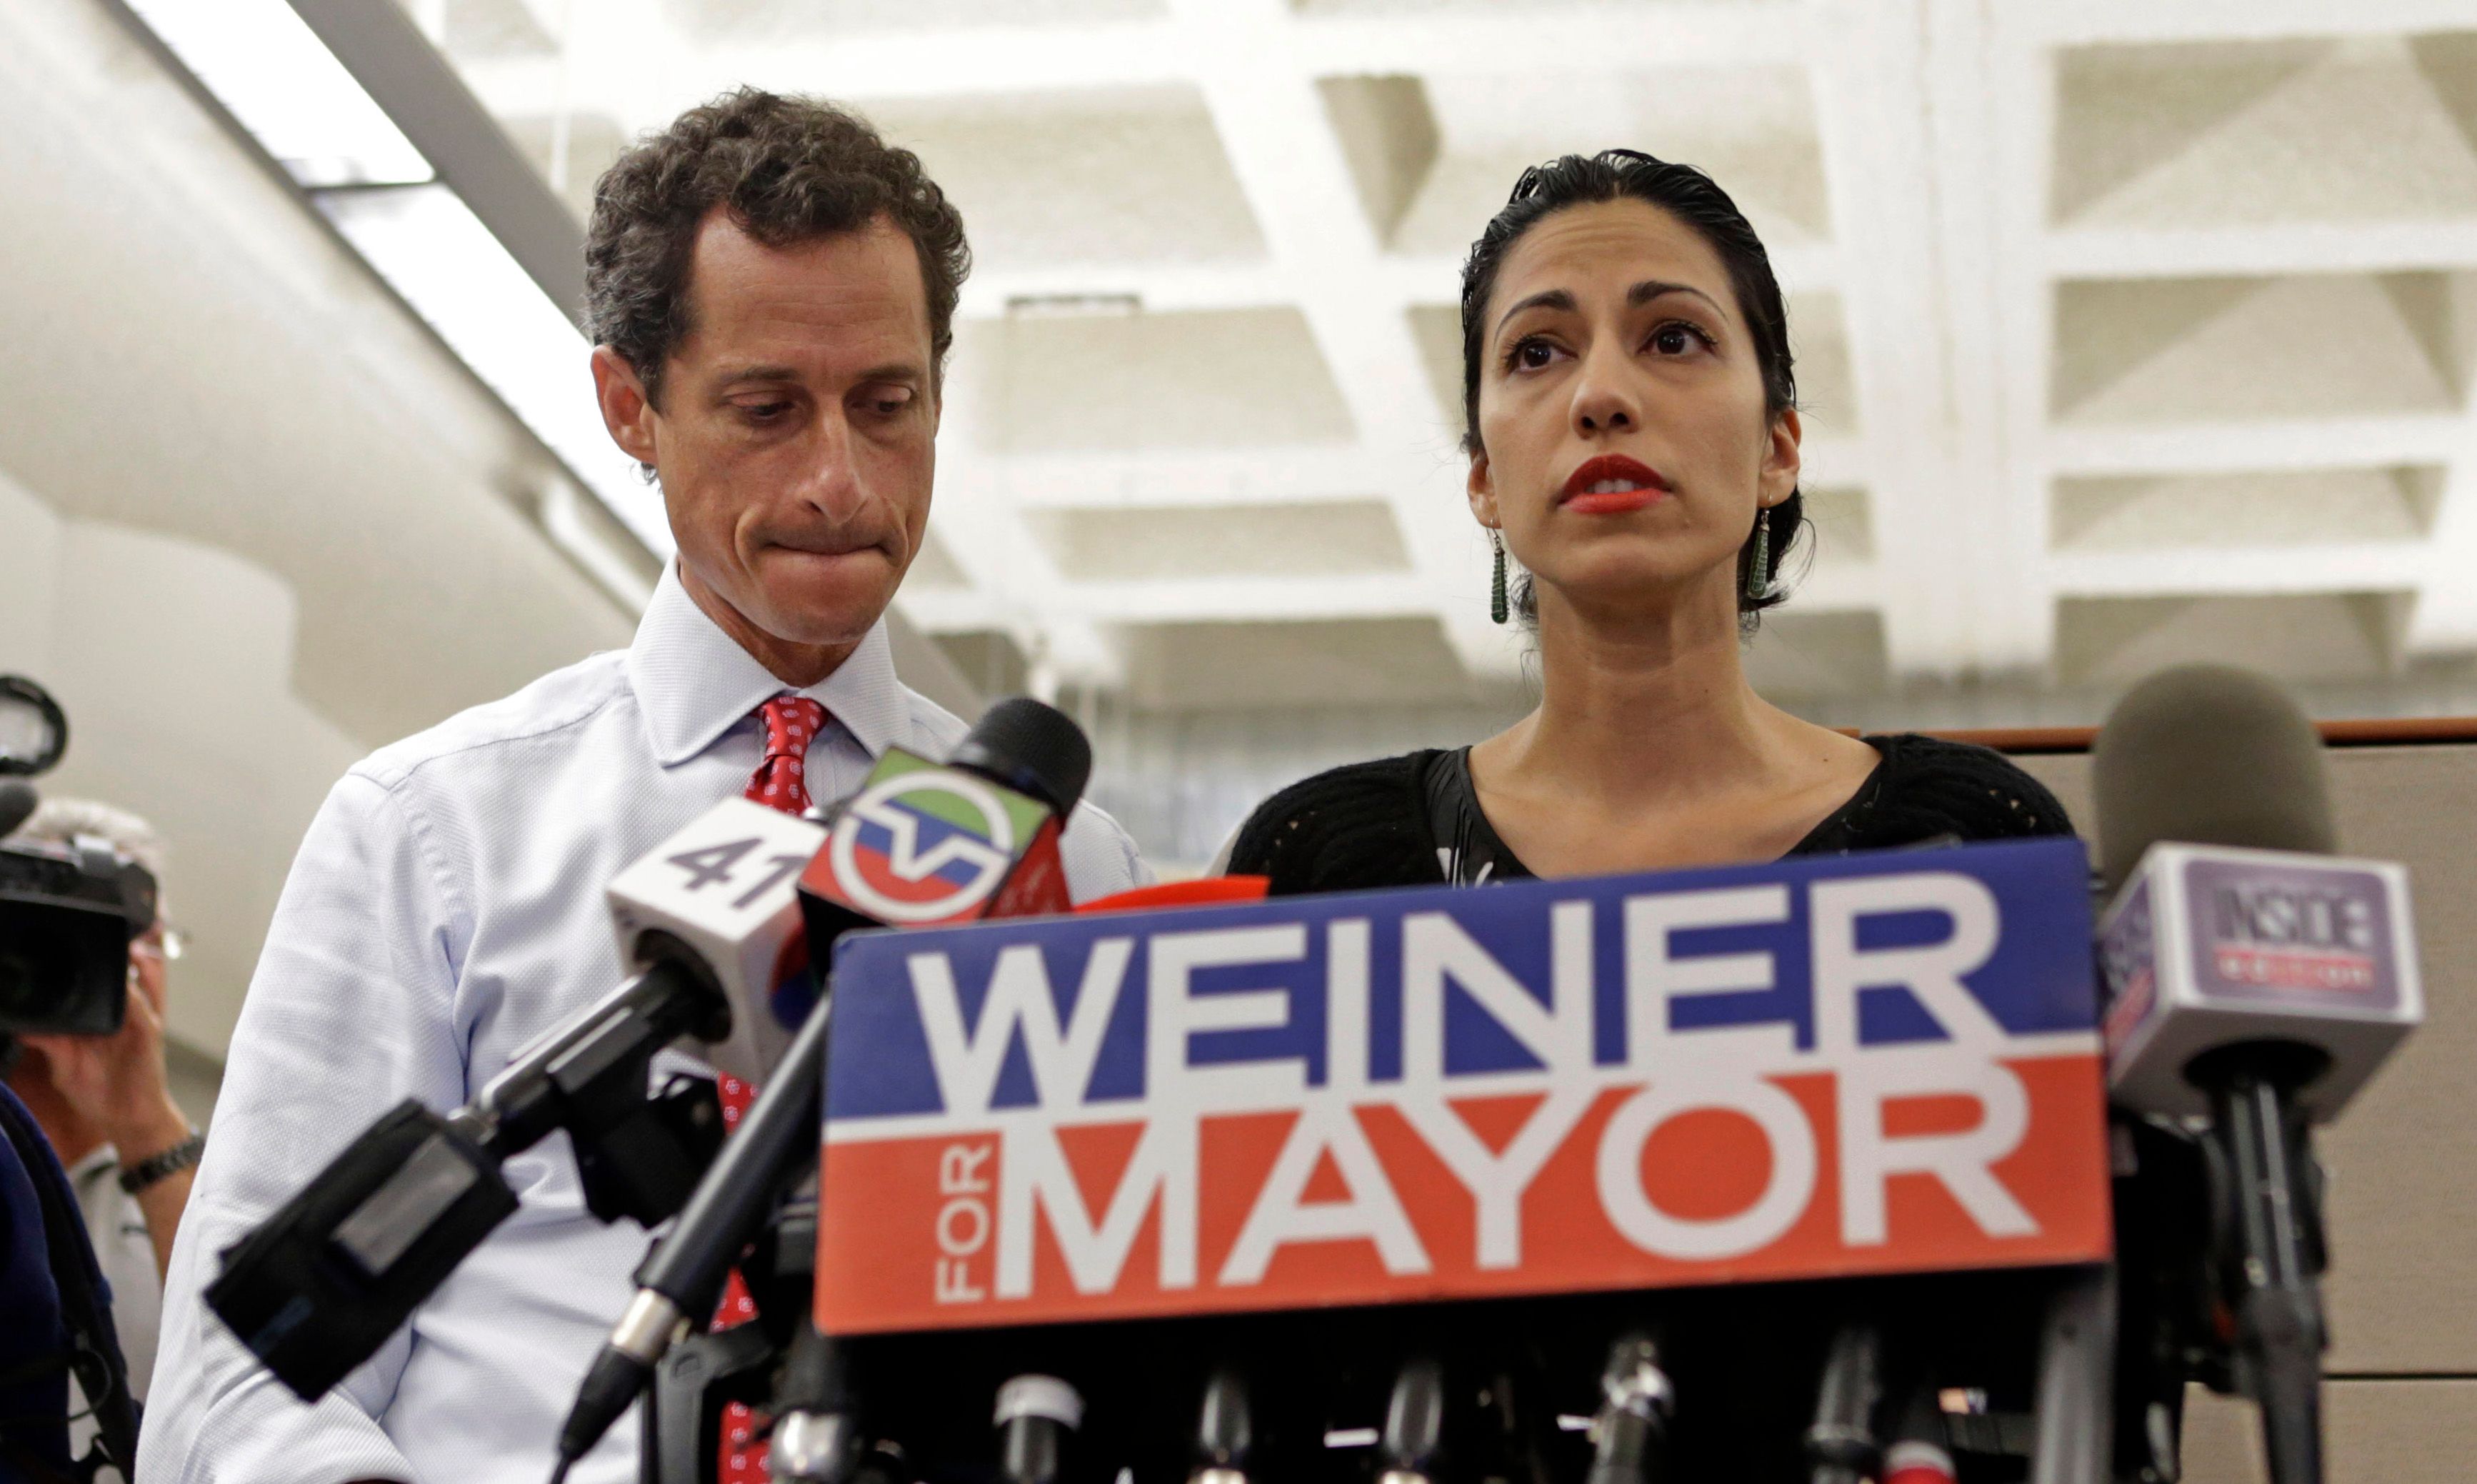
[[1851, 733, 2076, 843], [1226, 751, 1451, 896]]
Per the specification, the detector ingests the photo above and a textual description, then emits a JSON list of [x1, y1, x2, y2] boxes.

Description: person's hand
[[17, 928, 191, 1163]]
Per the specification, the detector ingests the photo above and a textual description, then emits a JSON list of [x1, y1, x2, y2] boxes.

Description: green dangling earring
[[1490, 530, 1511, 624], [1744, 506, 1773, 603]]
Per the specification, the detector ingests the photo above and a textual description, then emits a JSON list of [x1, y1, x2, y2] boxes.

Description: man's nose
[[796, 407, 866, 513]]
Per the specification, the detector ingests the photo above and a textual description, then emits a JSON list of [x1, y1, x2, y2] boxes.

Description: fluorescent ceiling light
[[124, 0, 431, 189], [317, 184, 673, 556], [123, 0, 673, 567]]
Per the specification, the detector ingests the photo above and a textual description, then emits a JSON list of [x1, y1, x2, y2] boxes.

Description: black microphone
[[1583, 1333, 1671, 1484], [2094, 664, 2423, 1484], [1378, 1357, 1446, 1484], [205, 945, 734, 1400], [995, 1373, 1084, 1484], [203, 774, 855, 1400], [550, 698, 1095, 1478], [766, 1322, 859, 1483], [1805, 1325, 1883, 1484], [1189, 1368, 1253, 1484]]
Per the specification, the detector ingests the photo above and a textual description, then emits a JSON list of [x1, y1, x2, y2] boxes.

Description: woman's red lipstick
[[1558, 454, 1671, 514]]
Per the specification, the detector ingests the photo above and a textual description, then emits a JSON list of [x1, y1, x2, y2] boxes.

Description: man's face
[[595, 210, 939, 673]]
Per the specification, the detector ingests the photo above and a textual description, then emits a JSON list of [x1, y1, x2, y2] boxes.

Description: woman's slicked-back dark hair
[[586, 88, 969, 411], [1459, 149, 1805, 622]]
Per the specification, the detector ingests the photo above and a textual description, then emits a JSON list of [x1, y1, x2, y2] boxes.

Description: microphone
[[1882, 1387, 1956, 1484], [994, 1373, 1084, 1484], [1805, 1325, 1883, 1484], [1378, 1357, 1446, 1484], [2094, 664, 2423, 1484], [604, 795, 833, 1088], [206, 796, 830, 1400], [1189, 1368, 1253, 1484], [550, 698, 1094, 1477], [1583, 1333, 1671, 1484], [767, 1323, 859, 1483]]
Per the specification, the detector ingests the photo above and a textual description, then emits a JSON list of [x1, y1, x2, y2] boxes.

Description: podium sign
[[817, 838, 2111, 1333]]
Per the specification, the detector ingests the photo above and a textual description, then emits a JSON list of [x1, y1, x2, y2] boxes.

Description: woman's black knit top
[[1227, 733, 2074, 896]]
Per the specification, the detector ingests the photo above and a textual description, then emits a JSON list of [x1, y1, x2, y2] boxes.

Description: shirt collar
[[627, 562, 914, 767]]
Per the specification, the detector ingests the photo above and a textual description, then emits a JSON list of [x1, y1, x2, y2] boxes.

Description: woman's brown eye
[[1653, 325, 1696, 356], [1515, 339, 1553, 369]]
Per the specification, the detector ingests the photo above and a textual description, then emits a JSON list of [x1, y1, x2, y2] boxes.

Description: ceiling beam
[[289, 0, 586, 322]]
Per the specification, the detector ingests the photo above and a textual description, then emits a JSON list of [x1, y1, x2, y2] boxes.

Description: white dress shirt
[[139, 568, 1147, 1484]]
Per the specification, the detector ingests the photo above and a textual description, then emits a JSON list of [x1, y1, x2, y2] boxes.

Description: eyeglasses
[[131, 924, 188, 963]]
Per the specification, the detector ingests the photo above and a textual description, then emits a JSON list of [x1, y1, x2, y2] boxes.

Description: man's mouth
[[1558, 454, 1672, 514], [770, 534, 886, 561]]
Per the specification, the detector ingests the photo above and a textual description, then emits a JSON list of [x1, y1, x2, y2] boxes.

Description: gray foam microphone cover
[[2091, 663, 2335, 893]]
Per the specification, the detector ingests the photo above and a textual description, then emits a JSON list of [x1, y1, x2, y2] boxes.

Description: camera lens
[[0, 901, 128, 1036]]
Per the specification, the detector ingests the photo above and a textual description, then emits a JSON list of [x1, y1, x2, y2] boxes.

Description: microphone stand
[[2194, 1044, 2331, 1484]]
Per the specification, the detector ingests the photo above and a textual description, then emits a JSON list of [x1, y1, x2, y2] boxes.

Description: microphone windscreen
[[2091, 664, 2335, 893], [949, 697, 1093, 818]]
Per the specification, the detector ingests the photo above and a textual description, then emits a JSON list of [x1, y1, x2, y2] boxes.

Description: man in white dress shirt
[[140, 90, 1146, 1484]]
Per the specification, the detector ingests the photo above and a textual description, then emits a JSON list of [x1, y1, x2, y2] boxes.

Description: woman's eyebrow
[[1493, 288, 1576, 337], [1629, 279, 1726, 314]]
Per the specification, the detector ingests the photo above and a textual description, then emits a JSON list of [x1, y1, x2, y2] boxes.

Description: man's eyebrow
[[714, 364, 802, 387], [713, 360, 929, 389], [849, 361, 928, 386], [1630, 279, 1726, 314]]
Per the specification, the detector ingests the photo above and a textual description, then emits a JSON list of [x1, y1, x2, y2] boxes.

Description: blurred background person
[[3, 797, 199, 1403], [1231, 153, 2071, 892]]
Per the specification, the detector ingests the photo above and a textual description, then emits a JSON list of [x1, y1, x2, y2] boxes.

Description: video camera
[[0, 674, 159, 1037]]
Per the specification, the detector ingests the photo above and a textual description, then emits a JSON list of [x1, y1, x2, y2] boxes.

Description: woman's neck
[[1498, 573, 1780, 807]]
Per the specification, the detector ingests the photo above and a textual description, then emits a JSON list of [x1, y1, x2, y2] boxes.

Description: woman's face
[[1469, 198, 1799, 623]]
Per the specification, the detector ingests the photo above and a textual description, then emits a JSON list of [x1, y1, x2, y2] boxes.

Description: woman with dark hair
[[1229, 151, 2068, 893]]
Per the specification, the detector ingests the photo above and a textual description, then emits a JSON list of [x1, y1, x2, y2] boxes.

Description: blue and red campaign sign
[[815, 838, 2111, 1334]]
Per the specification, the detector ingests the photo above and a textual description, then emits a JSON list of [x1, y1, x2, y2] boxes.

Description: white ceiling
[[416, 0, 2477, 711]]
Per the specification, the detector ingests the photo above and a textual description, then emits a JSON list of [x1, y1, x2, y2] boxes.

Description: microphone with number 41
[[204, 793, 832, 1401]]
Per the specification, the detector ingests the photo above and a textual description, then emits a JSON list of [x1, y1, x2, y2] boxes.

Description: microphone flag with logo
[[799, 696, 1084, 943]]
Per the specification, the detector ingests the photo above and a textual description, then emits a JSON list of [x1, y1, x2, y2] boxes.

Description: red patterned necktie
[[714, 693, 827, 1483]]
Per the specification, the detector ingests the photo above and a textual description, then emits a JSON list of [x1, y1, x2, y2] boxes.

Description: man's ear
[[1465, 449, 1500, 530], [1760, 405, 1803, 508], [591, 345, 659, 466]]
